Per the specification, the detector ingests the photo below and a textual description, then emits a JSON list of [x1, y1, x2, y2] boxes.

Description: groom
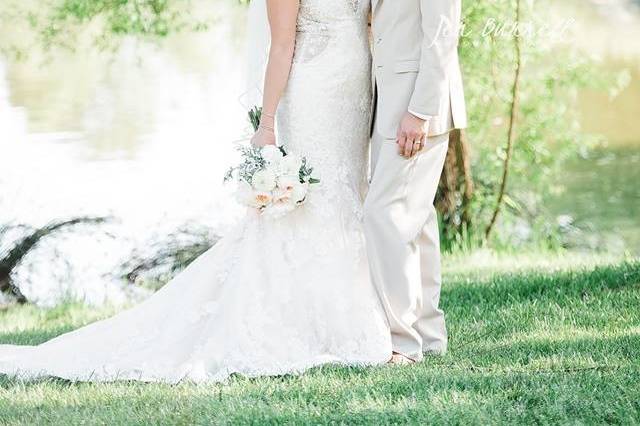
[[365, 0, 467, 363]]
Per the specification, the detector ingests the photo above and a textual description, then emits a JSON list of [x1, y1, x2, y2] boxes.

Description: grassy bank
[[1, 254, 639, 425]]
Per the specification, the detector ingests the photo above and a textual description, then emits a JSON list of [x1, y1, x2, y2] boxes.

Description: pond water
[[0, 1, 248, 304], [0, 0, 638, 304], [545, 0, 640, 255], [546, 146, 640, 254]]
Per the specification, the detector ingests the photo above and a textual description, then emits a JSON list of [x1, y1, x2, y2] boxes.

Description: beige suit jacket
[[371, 0, 467, 138]]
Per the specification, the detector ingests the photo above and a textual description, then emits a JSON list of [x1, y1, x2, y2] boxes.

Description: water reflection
[[0, 0, 638, 305], [547, 0, 640, 255], [547, 147, 640, 253], [0, 1, 248, 304]]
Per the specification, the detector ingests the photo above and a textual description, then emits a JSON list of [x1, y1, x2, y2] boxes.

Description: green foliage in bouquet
[[224, 107, 267, 183], [248, 106, 262, 133], [225, 107, 320, 186], [224, 144, 266, 184], [300, 158, 320, 185]]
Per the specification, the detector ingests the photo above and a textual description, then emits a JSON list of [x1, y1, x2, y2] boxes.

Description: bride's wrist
[[262, 111, 276, 120], [260, 115, 275, 127]]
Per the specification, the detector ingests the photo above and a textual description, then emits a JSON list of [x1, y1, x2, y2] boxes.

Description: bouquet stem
[[248, 106, 262, 132]]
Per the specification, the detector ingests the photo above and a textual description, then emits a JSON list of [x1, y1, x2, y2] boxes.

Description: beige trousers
[[364, 131, 449, 361]]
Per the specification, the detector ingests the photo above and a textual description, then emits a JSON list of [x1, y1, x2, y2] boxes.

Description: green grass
[[1, 254, 639, 425]]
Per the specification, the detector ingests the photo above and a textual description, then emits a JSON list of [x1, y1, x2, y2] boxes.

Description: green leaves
[[27, 0, 215, 51], [447, 0, 604, 250], [247, 106, 262, 132], [53, 0, 181, 36]]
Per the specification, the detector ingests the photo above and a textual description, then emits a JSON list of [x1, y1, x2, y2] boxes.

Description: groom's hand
[[397, 112, 427, 158]]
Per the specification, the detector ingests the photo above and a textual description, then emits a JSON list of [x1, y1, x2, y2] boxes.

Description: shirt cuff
[[408, 110, 433, 121]]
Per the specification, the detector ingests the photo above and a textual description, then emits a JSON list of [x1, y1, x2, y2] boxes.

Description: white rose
[[273, 187, 292, 204], [276, 174, 299, 191], [251, 168, 277, 192], [291, 182, 309, 204], [261, 145, 283, 164], [252, 190, 273, 208], [280, 154, 302, 175]]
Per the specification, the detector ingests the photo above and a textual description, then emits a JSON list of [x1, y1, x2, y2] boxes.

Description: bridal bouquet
[[224, 107, 320, 218]]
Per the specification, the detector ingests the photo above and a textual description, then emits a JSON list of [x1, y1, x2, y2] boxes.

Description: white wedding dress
[[0, 0, 392, 383]]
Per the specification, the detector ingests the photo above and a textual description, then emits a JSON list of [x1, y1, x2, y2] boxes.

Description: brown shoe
[[387, 352, 416, 365]]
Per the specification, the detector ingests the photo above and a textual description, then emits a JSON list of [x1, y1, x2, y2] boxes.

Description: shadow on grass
[[1, 358, 638, 424], [443, 332, 640, 369], [443, 260, 639, 308], [1, 261, 638, 397]]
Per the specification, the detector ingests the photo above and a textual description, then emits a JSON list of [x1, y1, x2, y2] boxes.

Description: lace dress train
[[0, 0, 391, 383]]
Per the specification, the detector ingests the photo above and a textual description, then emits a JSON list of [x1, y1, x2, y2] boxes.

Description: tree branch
[[485, 0, 523, 240]]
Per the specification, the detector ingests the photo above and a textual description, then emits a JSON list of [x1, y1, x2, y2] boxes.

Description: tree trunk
[[456, 129, 475, 228], [0, 217, 108, 304], [437, 129, 475, 240], [438, 136, 460, 219]]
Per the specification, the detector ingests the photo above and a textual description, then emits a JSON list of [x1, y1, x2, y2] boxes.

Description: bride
[[0, 0, 393, 383]]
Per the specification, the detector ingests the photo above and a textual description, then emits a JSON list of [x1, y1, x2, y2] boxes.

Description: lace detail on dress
[[293, 0, 368, 64], [293, 30, 330, 64], [0, 0, 390, 385]]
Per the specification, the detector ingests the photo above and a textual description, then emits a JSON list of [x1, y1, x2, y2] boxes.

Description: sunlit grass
[[1, 253, 639, 424]]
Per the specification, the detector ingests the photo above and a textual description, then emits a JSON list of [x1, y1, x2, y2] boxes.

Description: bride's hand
[[251, 127, 276, 147]]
